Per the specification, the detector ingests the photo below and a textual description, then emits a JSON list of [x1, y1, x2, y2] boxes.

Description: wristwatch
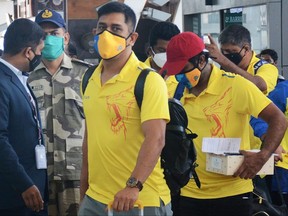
[[126, 177, 143, 191]]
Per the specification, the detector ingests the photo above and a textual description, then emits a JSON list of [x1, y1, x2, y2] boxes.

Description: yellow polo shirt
[[167, 65, 271, 199], [83, 52, 170, 206], [247, 52, 278, 95]]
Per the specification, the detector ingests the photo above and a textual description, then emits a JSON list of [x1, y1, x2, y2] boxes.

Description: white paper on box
[[202, 137, 241, 154]]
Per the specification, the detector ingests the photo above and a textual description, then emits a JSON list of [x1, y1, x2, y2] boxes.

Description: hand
[[205, 34, 226, 62], [110, 187, 139, 212], [233, 150, 270, 179], [21, 185, 44, 212], [274, 145, 286, 162]]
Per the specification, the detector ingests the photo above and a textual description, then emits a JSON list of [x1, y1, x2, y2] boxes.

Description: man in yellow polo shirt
[[144, 21, 180, 72], [206, 25, 278, 153], [160, 31, 287, 216], [206, 24, 278, 95], [143, 21, 180, 112], [78, 2, 172, 216]]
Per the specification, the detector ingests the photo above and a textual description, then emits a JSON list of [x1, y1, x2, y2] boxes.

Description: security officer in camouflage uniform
[[28, 9, 90, 216]]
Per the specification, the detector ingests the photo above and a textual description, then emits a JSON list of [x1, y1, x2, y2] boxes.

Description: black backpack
[[135, 69, 200, 195], [82, 67, 201, 195]]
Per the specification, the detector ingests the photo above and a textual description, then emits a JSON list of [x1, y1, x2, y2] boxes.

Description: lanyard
[[27, 87, 42, 145]]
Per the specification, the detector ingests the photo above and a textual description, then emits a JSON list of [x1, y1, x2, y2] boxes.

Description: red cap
[[160, 32, 205, 76]]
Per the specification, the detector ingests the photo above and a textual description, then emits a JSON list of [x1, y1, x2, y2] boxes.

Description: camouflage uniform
[[28, 53, 89, 216]]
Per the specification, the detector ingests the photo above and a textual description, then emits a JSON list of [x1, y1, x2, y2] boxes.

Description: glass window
[[201, 11, 221, 45], [224, 5, 268, 54]]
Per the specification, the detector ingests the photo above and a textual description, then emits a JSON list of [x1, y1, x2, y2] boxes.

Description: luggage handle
[[107, 200, 143, 216]]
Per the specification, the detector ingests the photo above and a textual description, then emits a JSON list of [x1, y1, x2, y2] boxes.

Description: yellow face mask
[[94, 30, 127, 60], [175, 67, 201, 89]]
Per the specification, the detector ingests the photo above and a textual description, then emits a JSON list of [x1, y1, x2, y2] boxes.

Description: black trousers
[[173, 193, 253, 216]]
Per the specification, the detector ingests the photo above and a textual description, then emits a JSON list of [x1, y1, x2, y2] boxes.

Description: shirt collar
[[247, 51, 258, 75], [34, 53, 72, 71], [0, 58, 21, 75], [93, 52, 143, 83], [0, 58, 29, 88], [183, 64, 227, 99]]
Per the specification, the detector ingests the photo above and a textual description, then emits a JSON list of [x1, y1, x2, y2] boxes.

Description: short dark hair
[[260, 48, 278, 62], [149, 22, 180, 47], [97, 2, 136, 32], [218, 24, 251, 47], [4, 18, 45, 55]]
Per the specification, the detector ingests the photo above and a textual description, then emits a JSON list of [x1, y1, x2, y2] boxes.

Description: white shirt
[[0, 58, 35, 106]]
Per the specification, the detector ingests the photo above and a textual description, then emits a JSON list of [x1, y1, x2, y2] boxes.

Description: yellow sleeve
[[255, 63, 278, 95], [141, 72, 170, 123]]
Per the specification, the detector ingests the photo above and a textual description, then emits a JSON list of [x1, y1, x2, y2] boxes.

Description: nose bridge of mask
[[96, 30, 126, 59]]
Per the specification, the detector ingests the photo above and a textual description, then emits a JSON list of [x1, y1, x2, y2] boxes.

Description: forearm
[[260, 115, 287, 159], [130, 119, 166, 184], [259, 108, 287, 161], [131, 136, 164, 183], [216, 55, 267, 91]]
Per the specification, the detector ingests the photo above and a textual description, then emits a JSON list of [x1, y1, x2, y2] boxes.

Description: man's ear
[[243, 44, 251, 52], [199, 54, 207, 67], [23, 47, 32, 59], [129, 32, 138, 47], [64, 31, 70, 46], [146, 46, 153, 57]]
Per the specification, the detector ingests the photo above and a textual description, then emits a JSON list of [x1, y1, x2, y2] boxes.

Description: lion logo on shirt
[[106, 86, 135, 139], [203, 87, 232, 137]]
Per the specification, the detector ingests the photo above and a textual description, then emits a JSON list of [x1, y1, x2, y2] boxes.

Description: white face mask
[[151, 48, 167, 68]]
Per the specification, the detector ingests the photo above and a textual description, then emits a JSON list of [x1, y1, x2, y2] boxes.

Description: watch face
[[127, 177, 137, 187]]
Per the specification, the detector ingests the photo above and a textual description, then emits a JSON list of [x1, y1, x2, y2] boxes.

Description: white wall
[[0, 1, 14, 50], [173, 0, 183, 32]]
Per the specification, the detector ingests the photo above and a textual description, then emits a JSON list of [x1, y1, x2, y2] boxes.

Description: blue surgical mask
[[42, 35, 64, 61]]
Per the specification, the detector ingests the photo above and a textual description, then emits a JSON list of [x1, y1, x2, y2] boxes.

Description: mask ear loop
[[191, 53, 208, 72], [150, 47, 156, 56], [125, 32, 134, 48]]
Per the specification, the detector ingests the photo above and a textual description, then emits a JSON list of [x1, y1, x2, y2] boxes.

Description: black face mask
[[27, 50, 42, 72], [223, 46, 245, 66]]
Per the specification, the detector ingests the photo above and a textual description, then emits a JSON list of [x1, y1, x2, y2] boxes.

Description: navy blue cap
[[35, 9, 66, 29]]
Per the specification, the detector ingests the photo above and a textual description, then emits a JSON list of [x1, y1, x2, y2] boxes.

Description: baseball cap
[[160, 32, 205, 76], [35, 9, 66, 29]]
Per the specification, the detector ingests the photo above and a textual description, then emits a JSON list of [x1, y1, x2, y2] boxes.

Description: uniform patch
[[31, 85, 44, 91]]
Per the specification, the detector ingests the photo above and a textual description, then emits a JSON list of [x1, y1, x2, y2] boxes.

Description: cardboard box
[[206, 153, 274, 175]]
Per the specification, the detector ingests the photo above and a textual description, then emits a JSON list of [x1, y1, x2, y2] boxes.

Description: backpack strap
[[82, 65, 98, 94], [254, 59, 268, 75], [134, 68, 153, 109], [173, 82, 185, 100]]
